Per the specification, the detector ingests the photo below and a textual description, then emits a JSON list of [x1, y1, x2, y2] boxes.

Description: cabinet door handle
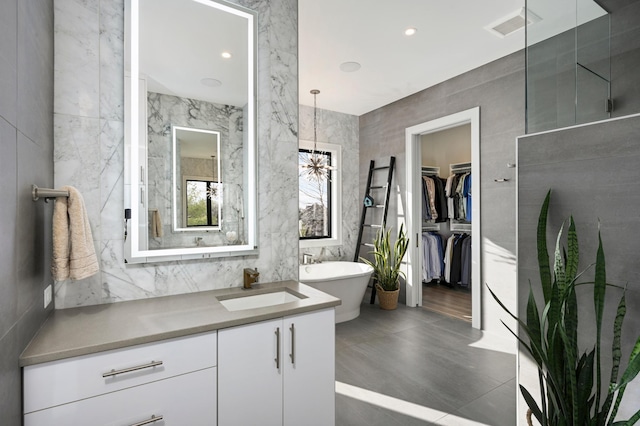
[[275, 327, 280, 369], [289, 323, 295, 364], [102, 360, 163, 378], [129, 414, 163, 426]]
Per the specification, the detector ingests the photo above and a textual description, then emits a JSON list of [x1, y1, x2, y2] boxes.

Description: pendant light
[[300, 89, 333, 181]]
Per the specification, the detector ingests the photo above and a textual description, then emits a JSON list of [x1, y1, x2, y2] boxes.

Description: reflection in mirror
[[125, 0, 257, 262], [172, 126, 221, 232]]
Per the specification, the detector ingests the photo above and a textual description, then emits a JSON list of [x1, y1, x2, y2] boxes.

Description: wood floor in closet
[[421, 282, 471, 322]]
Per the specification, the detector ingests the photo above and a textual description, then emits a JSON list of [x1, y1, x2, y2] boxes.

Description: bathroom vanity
[[20, 281, 340, 425]]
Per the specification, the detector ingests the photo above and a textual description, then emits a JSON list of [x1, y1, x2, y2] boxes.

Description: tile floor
[[335, 296, 516, 425]]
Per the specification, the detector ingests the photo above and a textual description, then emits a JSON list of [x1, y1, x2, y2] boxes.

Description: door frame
[[404, 107, 481, 329]]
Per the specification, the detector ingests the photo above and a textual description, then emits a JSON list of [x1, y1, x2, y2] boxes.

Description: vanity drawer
[[24, 366, 216, 425], [24, 331, 216, 414]]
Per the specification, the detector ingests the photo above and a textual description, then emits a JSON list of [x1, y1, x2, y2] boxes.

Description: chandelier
[[206, 155, 219, 200], [300, 89, 333, 181]]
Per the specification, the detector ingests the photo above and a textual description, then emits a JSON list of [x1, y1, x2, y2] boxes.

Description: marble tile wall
[[0, 0, 54, 423], [298, 104, 360, 262], [53, 0, 299, 308], [146, 92, 244, 249]]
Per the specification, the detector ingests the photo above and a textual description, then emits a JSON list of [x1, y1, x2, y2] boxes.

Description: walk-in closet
[[420, 124, 472, 323]]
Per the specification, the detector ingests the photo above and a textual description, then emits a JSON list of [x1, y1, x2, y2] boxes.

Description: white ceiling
[[140, 0, 250, 107], [299, 0, 607, 116], [137, 0, 608, 117]]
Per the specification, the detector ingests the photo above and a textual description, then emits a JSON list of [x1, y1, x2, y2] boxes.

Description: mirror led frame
[[124, 0, 258, 263], [172, 126, 222, 233]]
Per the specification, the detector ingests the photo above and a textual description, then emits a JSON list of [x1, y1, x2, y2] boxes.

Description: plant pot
[[376, 283, 399, 310]]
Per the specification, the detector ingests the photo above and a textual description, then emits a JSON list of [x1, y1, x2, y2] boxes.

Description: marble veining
[[53, 0, 299, 309]]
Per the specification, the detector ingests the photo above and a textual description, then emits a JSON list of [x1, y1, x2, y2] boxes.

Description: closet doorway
[[405, 107, 481, 329]]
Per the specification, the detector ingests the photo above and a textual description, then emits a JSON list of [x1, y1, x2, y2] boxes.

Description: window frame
[[298, 140, 342, 248], [182, 175, 222, 230]]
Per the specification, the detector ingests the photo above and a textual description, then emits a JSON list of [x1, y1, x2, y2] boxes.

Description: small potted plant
[[361, 224, 410, 310]]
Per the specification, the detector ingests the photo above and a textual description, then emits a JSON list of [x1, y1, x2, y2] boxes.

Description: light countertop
[[20, 281, 340, 367]]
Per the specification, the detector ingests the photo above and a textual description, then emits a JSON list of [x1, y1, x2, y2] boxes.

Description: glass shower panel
[[526, 0, 610, 133], [576, 65, 610, 125]]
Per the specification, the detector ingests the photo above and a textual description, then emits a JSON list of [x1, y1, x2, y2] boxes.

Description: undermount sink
[[217, 289, 303, 312]]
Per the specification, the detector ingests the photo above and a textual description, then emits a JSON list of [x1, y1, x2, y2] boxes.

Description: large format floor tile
[[335, 297, 516, 426]]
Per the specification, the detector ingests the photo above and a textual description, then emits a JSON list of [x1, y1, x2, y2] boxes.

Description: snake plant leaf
[[576, 349, 595, 426], [521, 384, 544, 426], [602, 292, 627, 421], [566, 217, 579, 283], [609, 336, 640, 424], [538, 190, 552, 302], [565, 284, 579, 374], [594, 230, 607, 413], [526, 285, 543, 365], [614, 336, 640, 390], [487, 286, 549, 367], [554, 221, 567, 295], [612, 407, 640, 426], [558, 321, 579, 423]]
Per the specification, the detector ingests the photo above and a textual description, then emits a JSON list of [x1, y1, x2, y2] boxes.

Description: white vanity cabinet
[[23, 332, 217, 426], [218, 308, 335, 426]]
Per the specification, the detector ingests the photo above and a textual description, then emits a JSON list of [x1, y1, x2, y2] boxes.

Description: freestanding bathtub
[[299, 261, 374, 323]]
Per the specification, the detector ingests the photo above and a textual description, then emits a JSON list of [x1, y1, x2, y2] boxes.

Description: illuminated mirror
[[124, 0, 257, 262]]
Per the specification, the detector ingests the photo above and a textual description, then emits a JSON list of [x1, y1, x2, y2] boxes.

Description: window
[[298, 140, 341, 247], [185, 179, 221, 227], [299, 149, 332, 239]]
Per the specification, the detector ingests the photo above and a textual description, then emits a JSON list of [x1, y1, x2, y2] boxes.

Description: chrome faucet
[[243, 268, 259, 289], [302, 253, 314, 265]]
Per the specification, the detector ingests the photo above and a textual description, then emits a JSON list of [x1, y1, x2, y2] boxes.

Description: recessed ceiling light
[[339, 61, 361, 72], [221, 51, 232, 59], [404, 27, 417, 36], [201, 78, 222, 87]]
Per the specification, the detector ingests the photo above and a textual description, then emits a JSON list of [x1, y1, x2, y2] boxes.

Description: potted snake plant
[[489, 191, 640, 425], [361, 224, 410, 310]]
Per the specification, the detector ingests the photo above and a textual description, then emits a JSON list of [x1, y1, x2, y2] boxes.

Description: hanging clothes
[[459, 235, 472, 287], [443, 233, 471, 286], [422, 174, 448, 223], [443, 234, 455, 283], [464, 174, 472, 222], [433, 177, 448, 222], [421, 176, 432, 220], [446, 171, 471, 221], [422, 232, 444, 282], [422, 176, 438, 221]]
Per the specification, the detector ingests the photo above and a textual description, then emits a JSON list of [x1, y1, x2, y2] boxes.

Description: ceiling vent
[[485, 8, 541, 38]]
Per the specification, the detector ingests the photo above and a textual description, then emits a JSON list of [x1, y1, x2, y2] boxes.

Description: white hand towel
[[51, 186, 99, 281]]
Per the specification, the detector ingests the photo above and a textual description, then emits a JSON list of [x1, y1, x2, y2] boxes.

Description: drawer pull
[[102, 360, 163, 378], [130, 414, 163, 426]]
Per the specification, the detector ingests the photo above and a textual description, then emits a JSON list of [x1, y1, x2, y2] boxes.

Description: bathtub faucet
[[302, 253, 314, 265], [243, 268, 259, 289]]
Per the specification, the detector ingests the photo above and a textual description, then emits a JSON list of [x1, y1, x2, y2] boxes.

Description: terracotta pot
[[376, 283, 399, 310]]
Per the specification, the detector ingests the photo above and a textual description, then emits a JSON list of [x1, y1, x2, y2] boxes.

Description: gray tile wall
[[517, 113, 640, 423], [359, 51, 525, 338], [0, 0, 54, 424]]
